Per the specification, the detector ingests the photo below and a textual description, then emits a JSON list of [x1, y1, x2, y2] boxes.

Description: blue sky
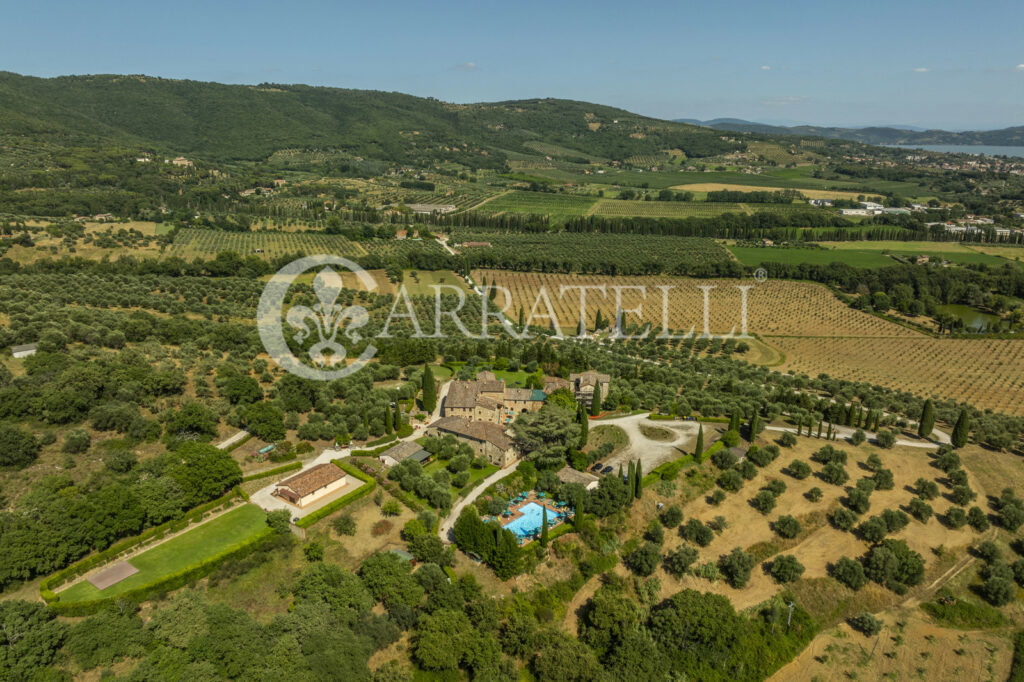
[[2, 0, 1022, 129]]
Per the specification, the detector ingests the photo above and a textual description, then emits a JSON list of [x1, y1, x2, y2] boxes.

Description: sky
[[2, 0, 1022, 130]]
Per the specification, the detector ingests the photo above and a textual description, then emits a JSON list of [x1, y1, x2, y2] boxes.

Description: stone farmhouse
[[568, 370, 610, 409], [272, 462, 349, 508]]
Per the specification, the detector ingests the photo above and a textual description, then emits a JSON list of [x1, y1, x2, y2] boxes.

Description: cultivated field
[[473, 271, 920, 337], [671, 182, 864, 200], [771, 336, 1024, 415], [168, 228, 366, 260], [470, 190, 598, 216], [728, 246, 896, 269], [591, 199, 756, 218]]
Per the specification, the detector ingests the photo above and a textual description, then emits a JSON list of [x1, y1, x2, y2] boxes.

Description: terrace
[[485, 491, 570, 544]]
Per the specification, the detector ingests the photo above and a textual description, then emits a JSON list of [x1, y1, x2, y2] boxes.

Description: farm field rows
[[470, 190, 598, 216], [591, 199, 755, 218], [818, 240, 1018, 268], [168, 228, 366, 260], [728, 246, 895, 268], [671, 183, 864, 201], [458, 233, 733, 274], [770, 336, 1024, 415], [56, 503, 268, 603], [473, 271, 920, 337]]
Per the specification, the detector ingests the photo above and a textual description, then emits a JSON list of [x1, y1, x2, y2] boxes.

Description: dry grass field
[[671, 182, 864, 201], [637, 436, 980, 612], [771, 337, 1024, 415]]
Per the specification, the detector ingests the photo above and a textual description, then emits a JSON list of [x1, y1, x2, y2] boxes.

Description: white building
[[11, 343, 37, 359]]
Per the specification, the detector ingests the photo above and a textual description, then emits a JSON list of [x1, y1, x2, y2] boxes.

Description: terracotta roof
[[277, 463, 346, 498], [477, 380, 505, 393], [476, 370, 497, 381], [432, 416, 513, 451], [446, 381, 480, 409], [543, 377, 570, 393]]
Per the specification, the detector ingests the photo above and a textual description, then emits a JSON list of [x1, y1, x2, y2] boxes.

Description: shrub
[[778, 432, 797, 448], [863, 539, 924, 589], [811, 445, 847, 465], [659, 505, 683, 528], [848, 612, 882, 636], [831, 556, 867, 590], [915, 478, 939, 500], [786, 459, 811, 480], [708, 489, 726, 506], [625, 542, 661, 577], [967, 506, 990, 532], [950, 485, 976, 507], [975, 541, 1002, 564], [908, 498, 933, 523], [830, 508, 858, 531], [943, 507, 967, 529], [721, 429, 740, 447], [712, 448, 738, 470], [371, 520, 393, 536], [770, 555, 805, 583], [764, 479, 786, 496], [805, 487, 823, 502], [680, 519, 714, 547], [865, 453, 883, 472], [850, 429, 866, 445], [773, 515, 802, 539], [718, 547, 756, 588], [747, 446, 772, 467], [858, 517, 889, 543], [716, 469, 744, 492], [750, 490, 777, 515], [872, 469, 894, 491], [821, 462, 849, 486], [880, 509, 909, 533], [736, 461, 758, 480], [62, 429, 91, 454], [982, 577, 1015, 607], [662, 545, 699, 578], [874, 429, 896, 449], [845, 488, 872, 515], [332, 514, 357, 536]]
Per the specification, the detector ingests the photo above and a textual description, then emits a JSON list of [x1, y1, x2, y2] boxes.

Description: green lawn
[[58, 503, 268, 603], [422, 459, 499, 498], [819, 241, 1014, 268], [401, 270, 469, 296]]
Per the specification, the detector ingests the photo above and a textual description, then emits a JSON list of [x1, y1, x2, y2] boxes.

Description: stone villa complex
[[420, 369, 612, 468], [272, 462, 350, 508]]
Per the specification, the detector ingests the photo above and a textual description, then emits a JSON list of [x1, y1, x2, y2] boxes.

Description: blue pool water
[[502, 502, 560, 539]]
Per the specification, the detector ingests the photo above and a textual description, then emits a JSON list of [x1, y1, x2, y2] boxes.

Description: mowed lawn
[[728, 246, 894, 268], [820, 241, 1017, 268], [58, 503, 268, 603]]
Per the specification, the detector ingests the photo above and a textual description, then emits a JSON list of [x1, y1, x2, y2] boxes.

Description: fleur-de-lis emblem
[[285, 267, 369, 367]]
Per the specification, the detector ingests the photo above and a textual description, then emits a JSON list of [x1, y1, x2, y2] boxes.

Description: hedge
[[1010, 630, 1024, 682], [241, 461, 302, 483], [294, 460, 377, 528], [40, 490, 241, 600], [46, 527, 274, 616]]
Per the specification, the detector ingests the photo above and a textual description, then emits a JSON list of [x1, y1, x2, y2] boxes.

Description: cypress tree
[[627, 461, 635, 499], [749, 413, 761, 439], [590, 384, 602, 417], [951, 409, 970, 448], [917, 399, 935, 439], [618, 463, 624, 480], [540, 507, 549, 546], [578, 405, 589, 449], [816, 421, 822, 438], [384, 404, 394, 434], [421, 365, 437, 413], [518, 306, 524, 330], [635, 460, 643, 499], [729, 412, 741, 432], [695, 425, 705, 456], [394, 402, 403, 430]]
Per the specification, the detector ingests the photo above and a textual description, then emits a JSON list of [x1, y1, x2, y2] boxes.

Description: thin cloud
[[454, 62, 478, 71], [760, 65, 771, 71], [913, 67, 930, 73], [1016, 64, 1024, 71], [762, 96, 807, 106]]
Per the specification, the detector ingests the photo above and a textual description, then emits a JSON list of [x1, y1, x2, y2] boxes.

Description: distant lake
[[892, 144, 1024, 159], [935, 303, 1001, 331]]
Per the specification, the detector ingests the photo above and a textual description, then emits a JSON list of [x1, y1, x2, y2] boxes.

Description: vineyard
[[168, 229, 366, 260], [458, 234, 733, 275], [471, 190, 599, 217], [168, 229, 448, 262], [472, 271, 920, 337], [771, 336, 1024, 415], [671, 183, 862, 201], [592, 199, 753, 218]]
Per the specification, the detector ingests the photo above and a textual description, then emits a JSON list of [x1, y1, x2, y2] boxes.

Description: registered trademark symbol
[[753, 268, 768, 283]]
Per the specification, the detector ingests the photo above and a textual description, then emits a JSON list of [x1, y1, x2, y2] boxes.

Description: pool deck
[[489, 492, 569, 543]]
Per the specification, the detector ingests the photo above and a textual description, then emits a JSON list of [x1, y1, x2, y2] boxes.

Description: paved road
[[438, 461, 520, 542], [216, 429, 249, 450]]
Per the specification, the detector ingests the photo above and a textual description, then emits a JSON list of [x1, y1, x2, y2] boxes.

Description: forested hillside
[[0, 72, 742, 163]]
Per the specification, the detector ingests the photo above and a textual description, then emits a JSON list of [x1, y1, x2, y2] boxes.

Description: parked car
[[591, 462, 603, 472], [601, 466, 613, 475]]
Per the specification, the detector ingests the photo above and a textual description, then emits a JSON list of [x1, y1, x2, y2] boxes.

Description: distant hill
[[0, 71, 743, 165], [673, 117, 1024, 147]]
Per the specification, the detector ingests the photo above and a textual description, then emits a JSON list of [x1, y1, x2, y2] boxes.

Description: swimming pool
[[502, 502, 560, 539]]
